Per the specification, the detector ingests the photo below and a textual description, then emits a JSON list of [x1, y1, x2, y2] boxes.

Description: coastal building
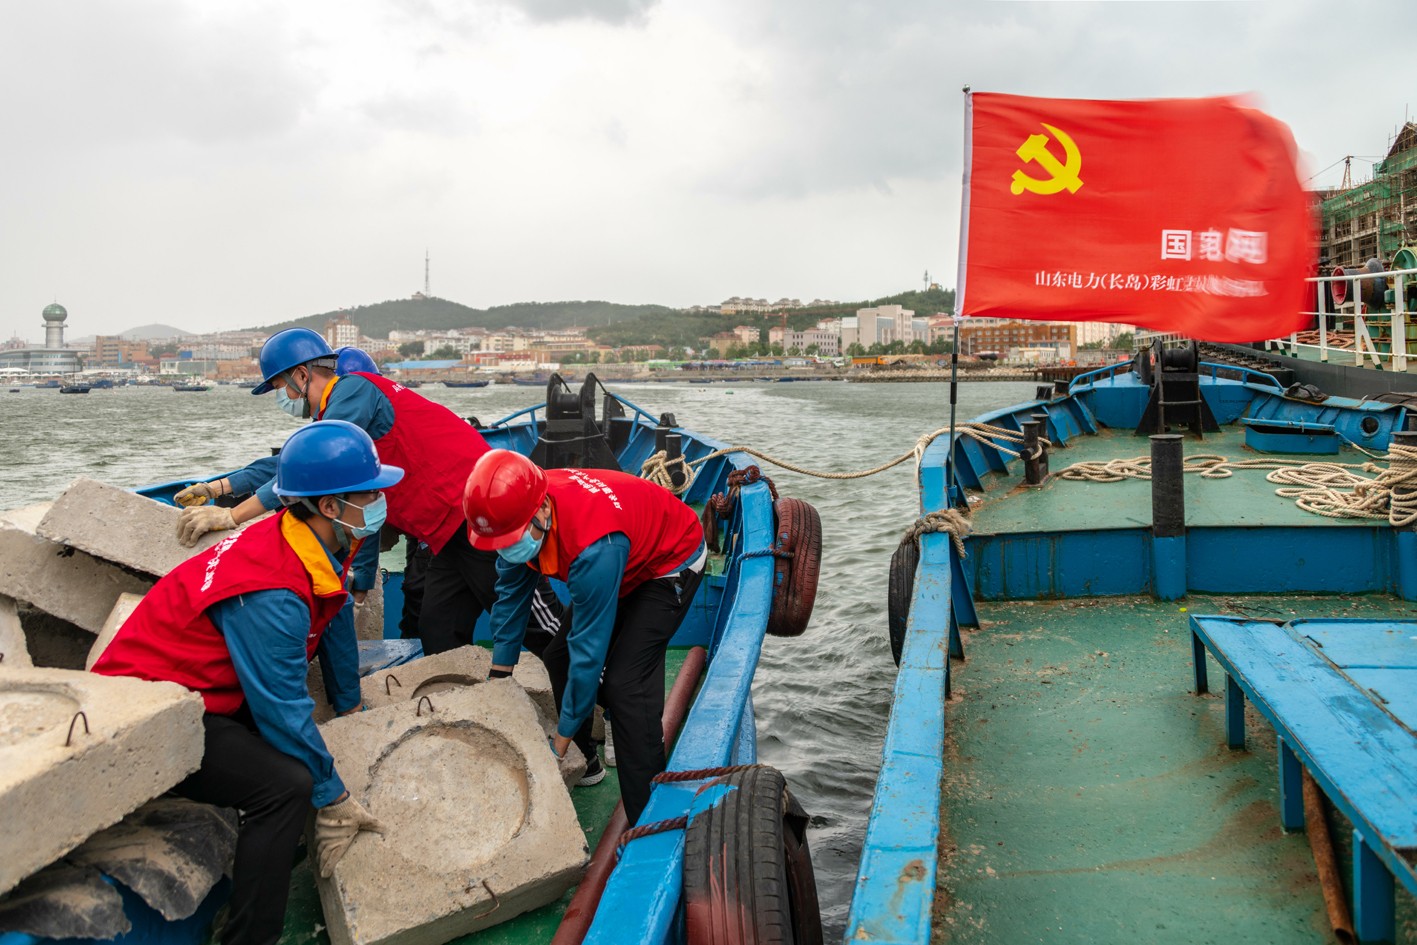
[[732, 325, 760, 345], [324, 316, 360, 348], [849, 305, 919, 348], [92, 335, 151, 368], [957, 318, 1076, 360], [767, 326, 840, 357], [1317, 121, 1417, 269], [0, 303, 82, 374]]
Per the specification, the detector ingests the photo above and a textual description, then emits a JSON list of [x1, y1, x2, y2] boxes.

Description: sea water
[[0, 378, 1036, 937]]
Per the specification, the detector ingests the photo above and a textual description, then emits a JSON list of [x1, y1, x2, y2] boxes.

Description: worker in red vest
[[93, 421, 398, 945], [174, 328, 561, 654], [462, 450, 707, 826]]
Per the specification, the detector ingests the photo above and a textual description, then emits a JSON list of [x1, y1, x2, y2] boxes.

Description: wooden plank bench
[[1189, 616, 1417, 943]]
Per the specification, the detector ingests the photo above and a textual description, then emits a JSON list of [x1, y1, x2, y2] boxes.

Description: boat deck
[[972, 425, 1374, 535], [935, 593, 1417, 945]]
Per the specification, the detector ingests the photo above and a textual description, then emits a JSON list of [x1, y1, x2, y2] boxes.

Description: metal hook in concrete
[[470, 880, 499, 919], [385, 674, 402, 696], [416, 695, 435, 717], [65, 711, 90, 747]]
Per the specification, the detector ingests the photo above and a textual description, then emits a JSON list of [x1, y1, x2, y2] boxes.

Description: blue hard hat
[[273, 420, 404, 497], [335, 346, 381, 376], [253, 328, 335, 395]]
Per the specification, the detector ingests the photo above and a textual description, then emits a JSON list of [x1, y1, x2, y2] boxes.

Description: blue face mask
[[275, 383, 310, 419], [498, 525, 545, 564], [336, 495, 386, 540]]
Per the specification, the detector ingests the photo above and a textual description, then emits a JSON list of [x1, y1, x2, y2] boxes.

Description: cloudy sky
[[2, 0, 1413, 340]]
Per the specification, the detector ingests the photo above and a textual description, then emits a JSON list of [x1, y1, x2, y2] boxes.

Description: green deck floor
[[973, 426, 1376, 535], [273, 647, 691, 945], [934, 594, 1417, 945]]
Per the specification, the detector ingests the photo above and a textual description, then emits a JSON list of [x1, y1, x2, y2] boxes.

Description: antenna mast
[[424, 249, 430, 297]]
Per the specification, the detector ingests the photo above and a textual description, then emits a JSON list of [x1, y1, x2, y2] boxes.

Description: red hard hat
[[463, 450, 548, 550]]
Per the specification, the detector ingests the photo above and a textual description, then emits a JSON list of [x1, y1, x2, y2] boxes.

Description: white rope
[[903, 508, 973, 558]]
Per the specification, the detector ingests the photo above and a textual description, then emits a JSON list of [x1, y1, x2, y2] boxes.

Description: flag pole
[[943, 87, 973, 510]]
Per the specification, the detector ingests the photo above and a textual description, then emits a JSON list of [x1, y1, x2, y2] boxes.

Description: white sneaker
[[603, 719, 617, 768]]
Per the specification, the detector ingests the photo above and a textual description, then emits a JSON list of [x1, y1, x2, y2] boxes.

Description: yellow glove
[[176, 506, 236, 547], [315, 796, 385, 878], [174, 480, 225, 507]]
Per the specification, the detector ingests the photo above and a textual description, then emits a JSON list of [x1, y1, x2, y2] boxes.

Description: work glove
[[177, 506, 237, 547], [315, 796, 385, 878], [174, 480, 225, 507]]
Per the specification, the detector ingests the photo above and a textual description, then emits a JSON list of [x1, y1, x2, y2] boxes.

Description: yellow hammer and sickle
[[1010, 122, 1083, 196]]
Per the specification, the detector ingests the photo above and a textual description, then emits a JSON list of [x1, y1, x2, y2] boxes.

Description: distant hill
[[251, 297, 675, 339], [121, 323, 192, 340]]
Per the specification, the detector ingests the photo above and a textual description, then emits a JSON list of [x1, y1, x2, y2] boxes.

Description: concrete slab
[[0, 505, 153, 635], [36, 478, 226, 578], [315, 679, 588, 945], [0, 595, 30, 668], [354, 579, 383, 641], [85, 593, 144, 671], [359, 648, 585, 787], [0, 667, 205, 896]]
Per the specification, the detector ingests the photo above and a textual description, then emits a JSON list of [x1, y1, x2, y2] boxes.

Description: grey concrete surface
[[354, 579, 383, 641], [0, 505, 153, 634], [315, 679, 588, 945], [0, 595, 30, 668], [85, 593, 144, 671], [0, 667, 205, 896]]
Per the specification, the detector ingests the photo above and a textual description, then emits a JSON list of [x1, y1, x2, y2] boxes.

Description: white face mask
[[276, 370, 311, 419]]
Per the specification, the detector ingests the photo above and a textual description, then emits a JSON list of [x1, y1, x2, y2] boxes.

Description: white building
[[767, 326, 840, 357]]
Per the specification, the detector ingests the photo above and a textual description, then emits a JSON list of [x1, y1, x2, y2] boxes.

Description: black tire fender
[[766, 498, 822, 638], [887, 535, 919, 666], [683, 766, 823, 945]]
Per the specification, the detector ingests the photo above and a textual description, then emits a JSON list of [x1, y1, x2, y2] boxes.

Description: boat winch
[[1134, 339, 1220, 438]]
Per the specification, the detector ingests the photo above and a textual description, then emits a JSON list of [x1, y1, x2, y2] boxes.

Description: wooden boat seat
[[1188, 616, 1417, 943]]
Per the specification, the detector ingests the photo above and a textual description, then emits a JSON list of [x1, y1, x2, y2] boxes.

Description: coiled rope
[[640, 421, 1046, 495], [1057, 443, 1417, 527], [902, 508, 973, 558]]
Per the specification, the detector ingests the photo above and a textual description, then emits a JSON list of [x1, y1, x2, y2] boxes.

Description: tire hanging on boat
[[766, 497, 822, 637], [887, 534, 919, 666], [682, 766, 823, 945]]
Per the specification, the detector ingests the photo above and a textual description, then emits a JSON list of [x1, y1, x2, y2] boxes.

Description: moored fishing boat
[[849, 348, 1417, 944], [0, 374, 825, 945]]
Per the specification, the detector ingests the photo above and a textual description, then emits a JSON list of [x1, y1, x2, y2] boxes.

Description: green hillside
[[251, 297, 674, 339]]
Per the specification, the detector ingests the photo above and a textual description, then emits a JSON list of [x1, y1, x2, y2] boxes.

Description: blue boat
[[3, 375, 824, 945], [848, 344, 1417, 944]]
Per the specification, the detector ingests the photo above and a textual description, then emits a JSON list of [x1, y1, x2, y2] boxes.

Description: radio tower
[[424, 250, 431, 298]]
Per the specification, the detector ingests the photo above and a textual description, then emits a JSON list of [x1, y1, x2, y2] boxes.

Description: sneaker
[[603, 720, 617, 768], [577, 752, 606, 787]]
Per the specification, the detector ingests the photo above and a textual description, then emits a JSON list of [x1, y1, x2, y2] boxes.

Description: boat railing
[[486, 386, 662, 430], [1263, 262, 1417, 371], [1067, 358, 1285, 394]]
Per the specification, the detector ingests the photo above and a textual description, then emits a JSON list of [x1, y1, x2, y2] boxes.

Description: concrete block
[[0, 595, 31, 668], [0, 667, 206, 896], [85, 593, 144, 671], [354, 579, 383, 641], [0, 505, 153, 635], [315, 680, 588, 945], [360, 648, 585, 787], [36, 478, 226, 578]]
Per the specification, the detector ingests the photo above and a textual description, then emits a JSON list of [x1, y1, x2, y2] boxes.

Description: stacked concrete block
[[354, 579, 383, 641], [84, 593, 145, 671], [0, 595, 30, 668], [36, 478, 230, 578], [315, 680, 589, 945], [0, 504, 153, 635], [0, 667, 205, 895], [19, 610, 93, 671]]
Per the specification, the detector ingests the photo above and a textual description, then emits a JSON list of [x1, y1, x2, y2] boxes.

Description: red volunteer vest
[[91, 512, 351, 715], [335, 373, 489, 554], [534, 469, 704, 597]]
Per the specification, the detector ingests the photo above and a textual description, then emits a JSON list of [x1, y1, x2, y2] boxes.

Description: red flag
[[959, 93, 1314, 343]]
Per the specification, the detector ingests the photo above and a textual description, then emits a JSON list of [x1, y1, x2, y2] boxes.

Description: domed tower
[[42, 303, 68, 349]]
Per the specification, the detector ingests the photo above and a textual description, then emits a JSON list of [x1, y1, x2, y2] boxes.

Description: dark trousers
[[545, 568, 703, 826], [172, 711, 313, 945], [418, 526, 563, 657], [398, 539, 433, 639]]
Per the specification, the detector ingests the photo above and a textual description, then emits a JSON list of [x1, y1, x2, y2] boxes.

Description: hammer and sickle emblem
[[1010, 122, 1083, 196]]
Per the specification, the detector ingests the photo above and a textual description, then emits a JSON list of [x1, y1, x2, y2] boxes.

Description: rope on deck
[[639, 421, 1047, 494], [1055, 443, 1417, 527], [903, 508, 973, 558]]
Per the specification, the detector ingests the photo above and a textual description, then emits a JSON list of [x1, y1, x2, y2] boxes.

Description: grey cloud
[[501, 0, 658, 25]]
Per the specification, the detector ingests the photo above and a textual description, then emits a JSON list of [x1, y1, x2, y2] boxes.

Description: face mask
[[275, 377, 310, 419], [498, 525, 545, 564], [335, 495, 386, 541]]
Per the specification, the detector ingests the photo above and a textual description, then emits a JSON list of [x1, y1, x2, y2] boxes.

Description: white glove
[[174, 480, 225, 507], [177, 506, 236, 547], [315, 796, 385, 878]]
